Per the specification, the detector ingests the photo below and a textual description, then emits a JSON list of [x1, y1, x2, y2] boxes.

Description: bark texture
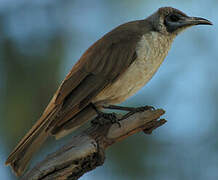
[[23, 109, 166, 180]]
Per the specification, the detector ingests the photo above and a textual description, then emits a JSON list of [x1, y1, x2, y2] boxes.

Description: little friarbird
[[6, 7, 212, 176]]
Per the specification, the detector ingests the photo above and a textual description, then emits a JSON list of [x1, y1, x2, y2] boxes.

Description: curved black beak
[[165, 15, 212, 34], [184, 16, 213, 26]]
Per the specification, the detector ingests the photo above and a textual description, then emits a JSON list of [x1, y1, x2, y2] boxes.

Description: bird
[[5, 7, 212, 176]]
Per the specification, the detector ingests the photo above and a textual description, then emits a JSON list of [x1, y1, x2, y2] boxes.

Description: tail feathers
[[5, 103, 97, 176], [5, 97, 58, 176], [5, 121, 50, 176]]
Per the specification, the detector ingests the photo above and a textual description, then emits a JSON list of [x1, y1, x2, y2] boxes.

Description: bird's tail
[[5, 104, 58, 176], [5, 103, 97, 176], [5, 123, 49, 176]]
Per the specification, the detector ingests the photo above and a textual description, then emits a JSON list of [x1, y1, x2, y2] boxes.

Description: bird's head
[[147, 7, 212, 36]]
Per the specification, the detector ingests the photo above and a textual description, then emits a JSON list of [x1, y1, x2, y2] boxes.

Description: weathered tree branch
[[23, 109, 166, 180]]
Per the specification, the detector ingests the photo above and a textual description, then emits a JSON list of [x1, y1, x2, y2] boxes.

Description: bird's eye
[[169, 14, 180, 22]]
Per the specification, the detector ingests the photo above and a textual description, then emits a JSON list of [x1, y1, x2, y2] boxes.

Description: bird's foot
[[91, 112, 121, 127]]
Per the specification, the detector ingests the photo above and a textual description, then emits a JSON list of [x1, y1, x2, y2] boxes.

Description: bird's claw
[[91, 112, 121, 127], [132, 105, 155, 112]]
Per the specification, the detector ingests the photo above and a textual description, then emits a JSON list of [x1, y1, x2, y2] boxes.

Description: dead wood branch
[[23, 109, 166, 180]]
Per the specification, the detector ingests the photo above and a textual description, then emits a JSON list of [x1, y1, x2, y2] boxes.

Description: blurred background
[[0, 0, 217, 179]]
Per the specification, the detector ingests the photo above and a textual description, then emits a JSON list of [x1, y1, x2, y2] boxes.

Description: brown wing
[[55, 31, 140, 104], [52, 29, 141, 129], [6, 20, 145, 175], [6, 22, 143, 156], [53, 19, 149, 112], [6, 22, 142, 161]]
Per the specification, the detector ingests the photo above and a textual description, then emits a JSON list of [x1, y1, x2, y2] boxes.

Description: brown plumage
[[5, 7, 212, 176], [6, 19, 145, 177]]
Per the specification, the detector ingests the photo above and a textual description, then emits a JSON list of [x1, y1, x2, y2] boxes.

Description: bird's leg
[[103, 105, 155, 120], [103, 105, 155, 112], [91, 104, 121, 127]]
